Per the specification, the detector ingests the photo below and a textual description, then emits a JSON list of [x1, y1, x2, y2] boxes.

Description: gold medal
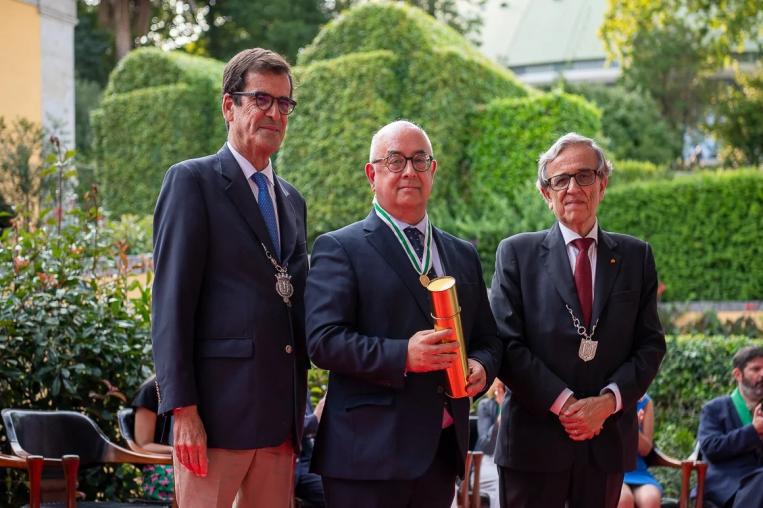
[[419, 274, 430, 287]]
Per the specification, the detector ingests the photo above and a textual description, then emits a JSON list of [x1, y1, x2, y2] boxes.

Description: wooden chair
[[0, 451, 79, 508], [2, 409, 172, 507], [458, 450, 484, 508], [644, 446, 707, 508]]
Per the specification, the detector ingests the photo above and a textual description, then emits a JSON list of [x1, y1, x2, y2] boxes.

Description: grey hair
[[537, 132, 612, 188], [369, 120, 431, 161]]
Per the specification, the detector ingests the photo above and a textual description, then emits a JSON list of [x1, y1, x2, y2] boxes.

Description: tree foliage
[[564, 82, 681, 164], [713, 64, 763, 167]]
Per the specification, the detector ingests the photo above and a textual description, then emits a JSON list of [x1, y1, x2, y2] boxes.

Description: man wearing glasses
[[305, 120, 502, 507], [490, 133, 666, 508], [152, 48, 308, 507]]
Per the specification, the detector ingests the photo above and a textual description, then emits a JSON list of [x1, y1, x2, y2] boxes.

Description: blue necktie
[[251, 171, 280, 260]]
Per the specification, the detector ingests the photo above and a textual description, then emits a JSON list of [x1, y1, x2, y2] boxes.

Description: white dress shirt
[[227, 142, 280, 244], [550, 219, 622, 415]]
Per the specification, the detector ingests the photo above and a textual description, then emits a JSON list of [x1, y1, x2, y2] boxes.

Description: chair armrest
[[644, 447, 683, 469], [104, 442, 173, 465]]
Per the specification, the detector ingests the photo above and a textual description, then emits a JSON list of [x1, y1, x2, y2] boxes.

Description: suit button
[[284, 345, 293, 354], [436, 386, 444, 394]]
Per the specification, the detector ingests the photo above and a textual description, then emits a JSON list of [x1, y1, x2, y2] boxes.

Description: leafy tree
[[565, 82, 681, 164], [600, 0, 762, 152], [197, 0, 329, 63], [713, 64, 763, 166]]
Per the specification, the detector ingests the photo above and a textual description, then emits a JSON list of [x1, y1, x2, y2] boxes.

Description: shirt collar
[[227, 141, 274, 186], [559, 219, 599, 246], [390, 212, 429, 235]]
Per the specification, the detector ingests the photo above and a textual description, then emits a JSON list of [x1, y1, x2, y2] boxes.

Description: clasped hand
[[559, 394, 616, 441]]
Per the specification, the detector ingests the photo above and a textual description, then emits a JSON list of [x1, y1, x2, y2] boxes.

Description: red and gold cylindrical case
[[427, 276, 469, 398]]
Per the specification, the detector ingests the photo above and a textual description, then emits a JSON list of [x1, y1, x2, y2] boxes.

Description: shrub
[[608, 159, 671, 187], [465, 91, 601, 204], [599, 169, 763, 301], [278, 2, 530, 244], [91, 48, 225, 217], [0, 151, 153, 504]]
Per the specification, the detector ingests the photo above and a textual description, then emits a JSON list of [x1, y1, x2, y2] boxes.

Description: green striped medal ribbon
[[372, 198, 433, 287]]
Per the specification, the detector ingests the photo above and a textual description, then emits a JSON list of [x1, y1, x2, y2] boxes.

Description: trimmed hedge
[[608, 159, 671, 187], [278, 2, 531, 243], [91, 48, 225, 216], [600, 169, 763, 301], [466, 91, 602, 202]]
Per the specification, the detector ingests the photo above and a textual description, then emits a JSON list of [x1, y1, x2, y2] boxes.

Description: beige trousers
[[173, 440, 295, 508]]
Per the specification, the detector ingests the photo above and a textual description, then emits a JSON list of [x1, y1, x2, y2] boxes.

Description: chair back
[[2, 409, 112, 466], [117, 408, 136, 445]]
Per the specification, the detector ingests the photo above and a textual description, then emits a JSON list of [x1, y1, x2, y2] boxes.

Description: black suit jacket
[[305, 212, 502, 480], [699, 395, 763, 506], [490, 222, 665, 473], [151, 144, 309, 450]]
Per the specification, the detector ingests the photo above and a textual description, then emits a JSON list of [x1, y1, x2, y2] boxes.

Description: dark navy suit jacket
[[490, 223, 666, 473], [305, 212, 502, 480], [699, 395, 763, 506], [151, 144, 309, 450]]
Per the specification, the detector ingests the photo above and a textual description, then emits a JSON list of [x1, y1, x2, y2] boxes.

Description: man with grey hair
[[305, 120, 502, 507], [489, 132, 666, 507]]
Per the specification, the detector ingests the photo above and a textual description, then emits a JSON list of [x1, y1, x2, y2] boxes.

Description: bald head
[[369, 120, 433, 161]]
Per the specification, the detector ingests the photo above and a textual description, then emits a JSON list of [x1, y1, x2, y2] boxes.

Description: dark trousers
[[729, 468, 763, 508], [322, 427, 459, 508], [498, 464, 624, 508]]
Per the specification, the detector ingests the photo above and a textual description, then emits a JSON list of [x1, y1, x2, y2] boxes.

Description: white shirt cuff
[[601, 383, 622, 412], [550, 388, 575, 415]]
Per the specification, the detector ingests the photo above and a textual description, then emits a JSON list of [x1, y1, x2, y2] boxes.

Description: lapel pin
[[610, 258, 616, 264]]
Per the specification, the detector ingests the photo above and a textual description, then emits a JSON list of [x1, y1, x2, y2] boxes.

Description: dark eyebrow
[[386, 149, 427, 156]]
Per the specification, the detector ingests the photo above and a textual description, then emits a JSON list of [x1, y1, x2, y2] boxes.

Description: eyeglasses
[[371, 153, 434, 173], [230, 91, 297, 115], [544, 169, 600, 191]]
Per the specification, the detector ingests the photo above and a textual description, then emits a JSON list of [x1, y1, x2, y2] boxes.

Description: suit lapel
[[363, 212, 431, 322], [541, 223, 583, 317], [591, 228, 621, 325], [217, 144, 279, 256], [274, 176, 297, 263]]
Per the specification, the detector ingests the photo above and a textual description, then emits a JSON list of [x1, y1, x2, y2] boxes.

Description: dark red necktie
[[572, 238, 595, 327]]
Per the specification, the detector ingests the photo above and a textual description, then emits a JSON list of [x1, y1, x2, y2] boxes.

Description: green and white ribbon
[[372, 197, 433, 277]]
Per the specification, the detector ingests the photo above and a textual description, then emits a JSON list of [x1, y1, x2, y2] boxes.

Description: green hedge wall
[[466, 91, 602, 201], [278, 2, 530, 244], [608, 159, 671, 187], [280, 51, 400, 237], [91, 48, 225, 216], [600, 169, 763, 301]]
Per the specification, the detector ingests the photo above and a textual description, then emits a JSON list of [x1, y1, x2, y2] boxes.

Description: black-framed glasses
[[230, 91, 297, 115], [371, 153, 434, 173], [544, 169, 600, 191]]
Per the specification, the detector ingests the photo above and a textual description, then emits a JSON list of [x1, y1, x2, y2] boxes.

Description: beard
[[740, 373, 763, 403]]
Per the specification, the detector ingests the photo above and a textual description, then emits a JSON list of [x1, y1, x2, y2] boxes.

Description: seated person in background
[[474, 379, 508, 508], [699, 345, 763, 508], [131, 376, 174, 503], [296, 392, 326, 507], [618, 394, 661, 508]]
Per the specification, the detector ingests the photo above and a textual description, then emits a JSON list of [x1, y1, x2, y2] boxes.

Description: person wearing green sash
[[698, 345, 763, 508]]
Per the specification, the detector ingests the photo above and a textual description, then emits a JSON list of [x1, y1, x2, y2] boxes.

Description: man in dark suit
[[151, 48, 308, 507], [305, 120, 502, 507], [698, 345, 763, 508], [490, 133, 666, 508]]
